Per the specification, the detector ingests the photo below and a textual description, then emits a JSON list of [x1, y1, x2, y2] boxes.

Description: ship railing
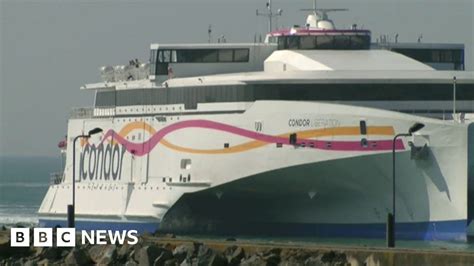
[[50, 172, 65, 185], [70, 106, 115, 118], [93, 107, 116, 117], [70, 107, 94, 119]]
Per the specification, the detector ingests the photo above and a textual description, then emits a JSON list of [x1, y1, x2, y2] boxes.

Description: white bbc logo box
[[10, 228, 75, 247]]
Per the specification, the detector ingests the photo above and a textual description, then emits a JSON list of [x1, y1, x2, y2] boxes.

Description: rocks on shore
[[0, 227, 353, 265], [0, 237, 350, 266]]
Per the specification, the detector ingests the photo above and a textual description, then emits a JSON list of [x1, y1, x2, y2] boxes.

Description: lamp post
[[68, 127, 103, 228], [387, 122, 424, 248]]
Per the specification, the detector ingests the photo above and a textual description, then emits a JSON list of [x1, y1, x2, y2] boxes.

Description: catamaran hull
[[160, 152, 466, 241], [38, 101, 469, 240]]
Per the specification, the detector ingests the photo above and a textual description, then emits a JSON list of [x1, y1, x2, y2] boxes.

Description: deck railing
[[70, 107, 115, 119], [50, 172, 65, 185]]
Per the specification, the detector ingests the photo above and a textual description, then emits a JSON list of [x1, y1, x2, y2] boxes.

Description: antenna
[[453, 76, 457, 117], [256, 0, 283, 32], [208, 24, 212, 43], [418, 34, 423, 43], [300, 0, 348, 26]]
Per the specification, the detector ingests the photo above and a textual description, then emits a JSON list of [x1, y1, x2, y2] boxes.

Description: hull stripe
[[89, 120, 402, 156], [38, 219, 466, 241]]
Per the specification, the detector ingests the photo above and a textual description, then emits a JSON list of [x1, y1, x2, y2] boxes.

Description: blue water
[[1, 156, 474, 252], [0, 156, 59, 225]]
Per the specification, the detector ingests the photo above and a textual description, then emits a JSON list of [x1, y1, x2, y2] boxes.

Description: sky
[[0, 0, 473, 157]]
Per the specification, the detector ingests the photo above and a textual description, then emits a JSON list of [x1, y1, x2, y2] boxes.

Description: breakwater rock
[[0, 237, 348, 265]]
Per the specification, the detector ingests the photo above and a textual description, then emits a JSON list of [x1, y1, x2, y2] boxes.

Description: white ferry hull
[[38, 101, 469, 240]]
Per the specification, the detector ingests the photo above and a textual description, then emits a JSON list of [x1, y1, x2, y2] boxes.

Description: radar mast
[[301, 0, 348, 30], [256, 0, 283, 32]]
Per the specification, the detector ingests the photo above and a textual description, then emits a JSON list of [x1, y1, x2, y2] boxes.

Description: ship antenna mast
[[300, 0, 348, 22], [256, 0, 283, 32]]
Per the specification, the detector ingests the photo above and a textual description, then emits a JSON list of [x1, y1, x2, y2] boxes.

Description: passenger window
[[234, 49, 249, 62], [202, 49, 218, 62], [180, 159, 192, 169], [360, 120, 367, 135], [219, 49, 233, 62]]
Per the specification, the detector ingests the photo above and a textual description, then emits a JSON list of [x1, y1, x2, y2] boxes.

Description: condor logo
[[79, 143, 126, 181], [288, 119, 311, 127]]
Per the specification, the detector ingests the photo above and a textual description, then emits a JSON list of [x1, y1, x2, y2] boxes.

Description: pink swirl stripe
[[99, 119, 404, 156]]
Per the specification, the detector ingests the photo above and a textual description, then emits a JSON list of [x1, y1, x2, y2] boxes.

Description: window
[[218, 49, 233, 62], [287, 36, 300, 49], [278, 37, 286, 49], [441, 50, 453, 62], [158, 50, 171, 63], [393, 48, 461, 63], [201, 49, 218, 62], [289, 133, 297, 145], [333, 36, 351, 49], [300, 36, 316, 49], [100, 83, 474, 109], [431, 50, 440, 62], [150, 50, 157, 75], [276, 34, 371, 50], [171, 49, 250, 63], [351, 36, 370, 49], [234, 49, 249, 62], [95, 91, 116, 107], [180, 159, 192, 169], [177, 50, 202, 62], [360, 120, 367, 135], [316, 36, 333, 49]]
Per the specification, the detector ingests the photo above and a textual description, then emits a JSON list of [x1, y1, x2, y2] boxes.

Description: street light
[[387, 122, 424, 247], [68, 127, 103, 228]]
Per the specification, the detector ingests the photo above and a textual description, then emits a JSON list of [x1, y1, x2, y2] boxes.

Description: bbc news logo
[[11, 228, 138, 247]]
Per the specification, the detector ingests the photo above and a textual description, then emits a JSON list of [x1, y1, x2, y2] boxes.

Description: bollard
[[387, 212, 395, 247], [67, 204, 75, 228]]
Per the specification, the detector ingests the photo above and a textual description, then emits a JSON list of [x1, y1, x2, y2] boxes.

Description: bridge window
[[300, 36, 316, 49], [277, 35, 370, 50]]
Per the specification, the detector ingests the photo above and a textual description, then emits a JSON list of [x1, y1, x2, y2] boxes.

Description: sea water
[[1, 156, 474, 252], [0, 156, 57, 226]]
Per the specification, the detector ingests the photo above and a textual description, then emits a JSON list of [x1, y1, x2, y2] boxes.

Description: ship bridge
[[148, 43, 276, 83]]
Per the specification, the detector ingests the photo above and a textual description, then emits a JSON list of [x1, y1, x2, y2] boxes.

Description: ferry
[[39, 2, 474, 240]]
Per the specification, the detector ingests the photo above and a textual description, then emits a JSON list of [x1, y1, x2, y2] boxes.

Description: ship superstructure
[[39, 4, 474, 240]]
